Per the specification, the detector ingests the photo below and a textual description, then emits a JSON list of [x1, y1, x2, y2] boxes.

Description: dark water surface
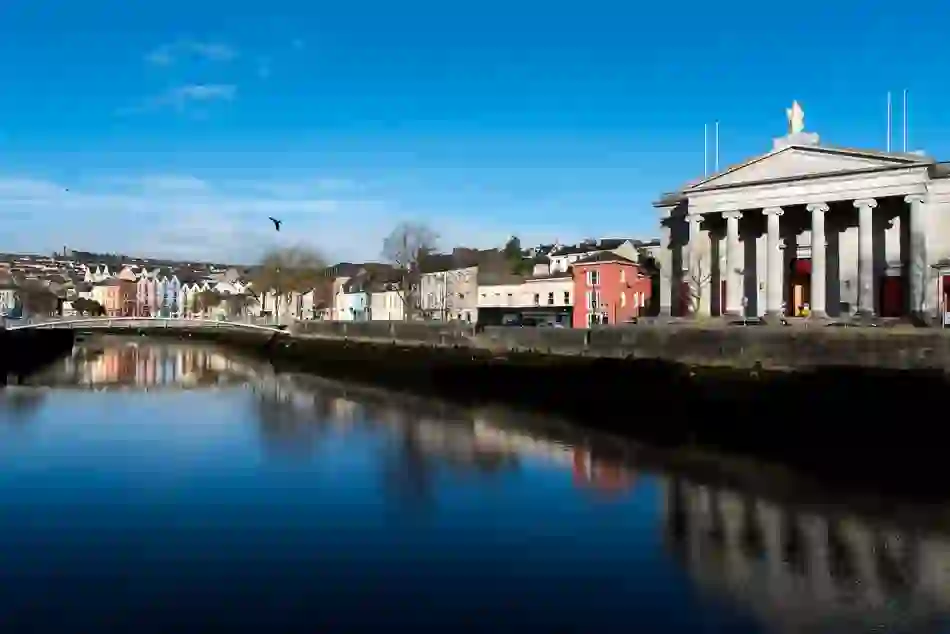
[[1, 339, 948, 633]]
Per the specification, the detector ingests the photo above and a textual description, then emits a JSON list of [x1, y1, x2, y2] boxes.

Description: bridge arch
[[4, 316, 288, 335]]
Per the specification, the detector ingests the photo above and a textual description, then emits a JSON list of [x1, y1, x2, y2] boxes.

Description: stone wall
[[292, 319, 476, 346], [294, 320, 950, 372], [0, 328, 75, 382], [476, 325, 950, 371]]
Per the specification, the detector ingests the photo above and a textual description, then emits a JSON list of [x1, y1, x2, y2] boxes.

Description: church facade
[[654, 104, 950, 320]]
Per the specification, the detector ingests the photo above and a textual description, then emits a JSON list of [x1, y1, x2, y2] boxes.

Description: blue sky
[[1, 1, 948, 264]]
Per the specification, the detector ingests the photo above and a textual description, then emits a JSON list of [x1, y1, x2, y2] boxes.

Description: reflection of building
[[571, 450, 638, 494], [473, 419, 639, 495], [75, 343, 240, 389], [662, 477, 950, 632]]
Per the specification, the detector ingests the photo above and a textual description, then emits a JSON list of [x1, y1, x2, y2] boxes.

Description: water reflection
[[3, 341, 950, 632], [662, 479, 950, 633], [22, 338, 256, 390]]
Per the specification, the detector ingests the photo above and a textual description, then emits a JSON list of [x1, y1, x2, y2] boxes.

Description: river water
[[0, 339, 948, 633]]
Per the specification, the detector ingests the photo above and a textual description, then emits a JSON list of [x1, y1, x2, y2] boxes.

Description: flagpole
[[886, 91, 892, 152], [703, 124, 708, 177], [902, 89, 908, 152], [714, 120, 720, 172]]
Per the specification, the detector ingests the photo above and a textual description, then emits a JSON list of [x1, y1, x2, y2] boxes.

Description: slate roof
[[572, 251, 637, 266]]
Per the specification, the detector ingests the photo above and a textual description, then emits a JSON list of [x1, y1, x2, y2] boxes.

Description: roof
[[524, 272, 572, 281], [550, 243, 599, 256], [325, 262, 366, 278], [572, 251, 637, 266], [657, 143, 936, 205]]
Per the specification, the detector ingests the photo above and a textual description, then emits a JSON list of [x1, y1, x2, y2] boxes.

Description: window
[[563, 291, 570, 305], [533, 293, 540, 306], [585, 291, 592, 312], [547, 292, 554, 305], [586, 270, 600, 286], [620, 269, 626, 284], [640, 292, 646, 308], [620, 292, 626, 307]]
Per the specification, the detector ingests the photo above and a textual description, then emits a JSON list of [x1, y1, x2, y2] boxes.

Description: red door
[[880, 277, 903, 317]]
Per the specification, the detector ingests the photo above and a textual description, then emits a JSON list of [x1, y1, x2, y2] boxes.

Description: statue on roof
[[786, 100, 805, 135]]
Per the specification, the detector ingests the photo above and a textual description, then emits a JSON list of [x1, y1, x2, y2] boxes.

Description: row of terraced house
[[2, 237, 660, 327], [329, 238, 660, 327]]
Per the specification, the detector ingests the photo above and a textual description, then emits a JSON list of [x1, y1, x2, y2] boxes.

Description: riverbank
[[0, 328, 75, 383], [71, 326, 948, 499], [293, 319, 950, 372]]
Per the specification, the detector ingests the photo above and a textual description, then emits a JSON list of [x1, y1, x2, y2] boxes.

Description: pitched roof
[[572, 251, 637, 266]]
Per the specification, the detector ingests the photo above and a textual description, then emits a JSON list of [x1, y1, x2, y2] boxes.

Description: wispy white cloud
[[146, 40, 238, 66], [169, 84, 236, 104], [120, 83, 237, 115], [0, 173, 373, 263], [0, 172, 585, 265], [237, 178, 358, 198]]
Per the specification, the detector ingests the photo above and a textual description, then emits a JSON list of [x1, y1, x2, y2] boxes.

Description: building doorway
[[879, 272, 903, 317], [789, 259, 811, 316]]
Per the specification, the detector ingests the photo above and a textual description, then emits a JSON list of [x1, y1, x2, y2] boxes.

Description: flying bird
[[269, 216, 282, 232]]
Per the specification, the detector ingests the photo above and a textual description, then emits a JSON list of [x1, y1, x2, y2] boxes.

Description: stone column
[[905, 194, 927, 319], [763, 207, 785, 318], [722, 210, 744, 316], [807, 203, 829, 318], [854, 198, 877, 316], [659, 221, 673, 316], [686, 213, 706, 316]]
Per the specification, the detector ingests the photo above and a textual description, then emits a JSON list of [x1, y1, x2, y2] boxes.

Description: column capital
[[721, 210, 743, 220], [853, 198, 878, 209], [904, 194, 926, 205], [806, 202, 829, 214], [762, 206, 784, 217], [686, 213, 705, 224]]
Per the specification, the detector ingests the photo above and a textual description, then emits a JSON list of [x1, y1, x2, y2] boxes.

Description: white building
[[477, 260, 573, 326], [656, 101, 950, 320], [370, 287, 406, 321]]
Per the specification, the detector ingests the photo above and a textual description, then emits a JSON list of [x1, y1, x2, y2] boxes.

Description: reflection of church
[[662, 477, 950, 631], [656, 101, 950, 319]]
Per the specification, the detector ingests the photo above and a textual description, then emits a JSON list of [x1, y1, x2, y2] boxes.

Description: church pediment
[[686, 146, 929, 191]]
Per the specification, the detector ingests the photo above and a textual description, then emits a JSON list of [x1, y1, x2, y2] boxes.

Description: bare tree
[[195, 290, 223, 316], [17, 281, 59, 318], [381, 222, 438, 319], [249, 246, 328, 322], [223, 293, 257, 319], [682, 243, 715, 316]]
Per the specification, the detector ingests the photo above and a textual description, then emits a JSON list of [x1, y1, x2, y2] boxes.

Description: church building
[[654, 102, 950, 320]]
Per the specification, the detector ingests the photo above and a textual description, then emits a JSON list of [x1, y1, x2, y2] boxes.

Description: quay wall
[[293, 319, 950, 372], [0, 328, 75, 382]]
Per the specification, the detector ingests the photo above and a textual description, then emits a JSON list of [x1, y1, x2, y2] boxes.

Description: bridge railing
[[4, 316, 287, 333]]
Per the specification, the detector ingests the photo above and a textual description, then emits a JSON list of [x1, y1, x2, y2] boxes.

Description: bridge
[[2, 316, 289, 335]]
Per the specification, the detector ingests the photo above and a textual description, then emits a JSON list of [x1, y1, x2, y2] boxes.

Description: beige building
[[421, 264, 479, 322], [655, 101, 950, 320], [477, 260, 573, 325], [370, 288, 406, 321]]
